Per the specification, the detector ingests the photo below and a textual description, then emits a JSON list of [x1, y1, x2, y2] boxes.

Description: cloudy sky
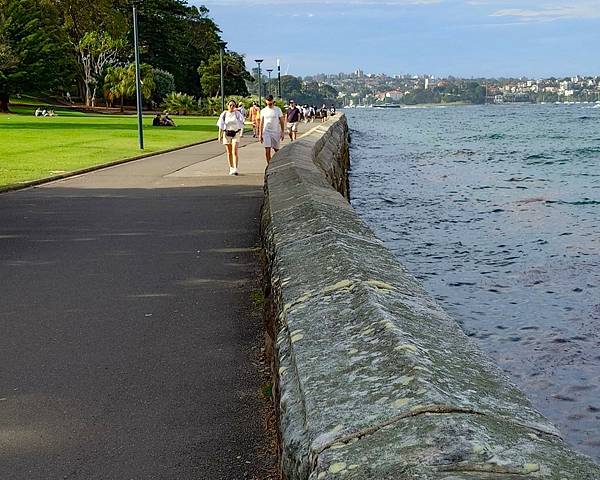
[[196, 0, 600, 78]]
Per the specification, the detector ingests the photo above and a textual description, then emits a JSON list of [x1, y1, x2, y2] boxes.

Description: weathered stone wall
[[261, 114, 600, 479]]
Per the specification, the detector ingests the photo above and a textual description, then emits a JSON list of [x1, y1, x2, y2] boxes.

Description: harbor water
[[346, 104, 600, 461]]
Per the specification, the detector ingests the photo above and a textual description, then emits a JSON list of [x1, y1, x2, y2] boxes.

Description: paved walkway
[[0, 134, 281, 479]]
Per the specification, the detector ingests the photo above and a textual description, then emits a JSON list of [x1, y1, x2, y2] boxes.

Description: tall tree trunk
[[85, 83, 91, 107], [120, 95, 124, 113], [0, 92, 9, 113]]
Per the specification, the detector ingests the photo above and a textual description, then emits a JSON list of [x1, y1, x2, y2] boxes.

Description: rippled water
[[347, 104, 600, 461]]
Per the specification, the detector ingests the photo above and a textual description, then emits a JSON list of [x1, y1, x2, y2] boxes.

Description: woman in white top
[[216, 100, 245, 175]]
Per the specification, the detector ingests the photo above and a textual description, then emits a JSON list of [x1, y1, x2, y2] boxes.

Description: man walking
[[259, 95, 285, 164], [286, 99, 301, 141]]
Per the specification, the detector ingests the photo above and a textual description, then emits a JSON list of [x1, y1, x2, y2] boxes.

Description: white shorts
[[287, 122, 298, 132], [262, 131, 281, 149], [222, 131, 241, 145]]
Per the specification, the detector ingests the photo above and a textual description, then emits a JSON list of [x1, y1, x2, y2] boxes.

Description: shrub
[[162, 91, 198, 115], [152, 69, 175, 103]]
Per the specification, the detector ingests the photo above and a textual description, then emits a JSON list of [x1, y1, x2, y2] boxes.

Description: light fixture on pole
[[266, 69, 273, 96], [277, 58, 281, 99], [254, 59, 263, 107], [218, 41, 227, 113], [133, 5, 144, 150]]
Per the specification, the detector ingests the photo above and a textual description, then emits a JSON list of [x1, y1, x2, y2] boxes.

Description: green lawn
[[0, 106, 219, 189]]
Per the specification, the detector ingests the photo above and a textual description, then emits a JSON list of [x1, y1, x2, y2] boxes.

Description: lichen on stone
[[394, 343, 418, 353], [392, 398, 410, 409], [328, 462, 346, 474], [367, 279, 396, 291], [323, 279, 354, 294], [291, 332, 304, 343]]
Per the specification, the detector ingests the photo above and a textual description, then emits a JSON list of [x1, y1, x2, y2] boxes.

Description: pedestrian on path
[[320, 104, 328, 123], [286, 99, 301, 141], [248, 102, 260, 138], [217, 100, 245, 175], [237, 102, 246, 119], [259, 95, 285, 164]]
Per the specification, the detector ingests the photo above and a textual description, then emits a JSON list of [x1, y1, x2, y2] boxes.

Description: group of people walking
[[217, 96, 334, 175]]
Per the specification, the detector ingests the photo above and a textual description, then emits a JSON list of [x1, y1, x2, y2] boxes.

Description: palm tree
[[104, 63, 155, 113], [104, 66, 128, 112], [125, 63, 155, 102]]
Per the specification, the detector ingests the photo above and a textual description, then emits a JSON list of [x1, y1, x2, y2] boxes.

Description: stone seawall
[[260, 114, 600, 479]]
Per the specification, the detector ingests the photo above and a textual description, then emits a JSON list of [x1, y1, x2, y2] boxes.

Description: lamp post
[[277, 58, 281, 99], [266, 68, 273, 96], [254, 59, 263, 107], [218, 41, 227, 113], [133, 5, 143, 150]]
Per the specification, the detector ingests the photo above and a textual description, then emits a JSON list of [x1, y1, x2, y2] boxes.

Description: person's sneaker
[[229, 167, 235, 175], [233, 168, 239, 176]]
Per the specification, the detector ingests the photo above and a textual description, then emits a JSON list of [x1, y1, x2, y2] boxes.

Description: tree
[[319, 84, 339, 103], [55, 0, 128, 43], [125, 63, 155, 102], [279, 75, 303, 100], [152, 69, 175, 104], [0, 0, 73, 112], [120, 0, 223, 95], [77, 31, 126, 107], [103, 66, 127, 110], [198, 52, 251, 97], [104, 63, 154, 112], [53, 0, 129, 100]]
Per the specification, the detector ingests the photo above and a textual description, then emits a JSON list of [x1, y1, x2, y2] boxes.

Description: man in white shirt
[[259, 95, 285, 163]]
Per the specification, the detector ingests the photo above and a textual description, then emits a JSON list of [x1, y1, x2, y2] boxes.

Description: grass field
[[0, 104, 219, 189]]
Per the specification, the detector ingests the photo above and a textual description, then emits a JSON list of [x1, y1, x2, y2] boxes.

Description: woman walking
[[217, 100, 245, 175]]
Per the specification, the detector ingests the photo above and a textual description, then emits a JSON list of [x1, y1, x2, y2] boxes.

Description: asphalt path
[[0, 137, 275, 479]]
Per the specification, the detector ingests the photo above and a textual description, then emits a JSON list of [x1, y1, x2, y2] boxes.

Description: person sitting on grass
[[163, 113, 176, 127], [34, 107, 42, 117], [153, 114, 163, 126]]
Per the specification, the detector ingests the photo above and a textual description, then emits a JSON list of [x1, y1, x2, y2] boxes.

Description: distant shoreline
[[345, 100, 600, 109]]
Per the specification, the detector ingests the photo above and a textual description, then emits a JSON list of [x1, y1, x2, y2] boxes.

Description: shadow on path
[[0, 184, 275, 479]]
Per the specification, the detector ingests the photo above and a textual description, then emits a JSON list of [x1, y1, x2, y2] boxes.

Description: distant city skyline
[[197, 0, 600, 79]]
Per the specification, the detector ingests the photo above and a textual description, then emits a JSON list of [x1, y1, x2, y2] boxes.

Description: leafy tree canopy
[[0, 0, 73, 111], [54, 0, 129, 44], [198, 51, 251, 97], [2, 0, 246, 107], [152, 69, 175, 103], [120, 0, 223, 96]]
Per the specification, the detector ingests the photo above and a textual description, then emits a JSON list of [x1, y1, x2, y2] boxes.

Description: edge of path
[[0, 137, 219, 194]]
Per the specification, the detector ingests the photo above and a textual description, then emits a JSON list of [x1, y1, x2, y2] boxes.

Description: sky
[[195, 0, 600, 78]]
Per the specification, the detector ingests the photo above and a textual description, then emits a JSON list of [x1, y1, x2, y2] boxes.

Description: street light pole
[[277, 58, 281, 99], [254, 59, 263, 107], [266, 69, 273, 96], [218, 41, 227, 113], [133, 5, 143, 150]]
